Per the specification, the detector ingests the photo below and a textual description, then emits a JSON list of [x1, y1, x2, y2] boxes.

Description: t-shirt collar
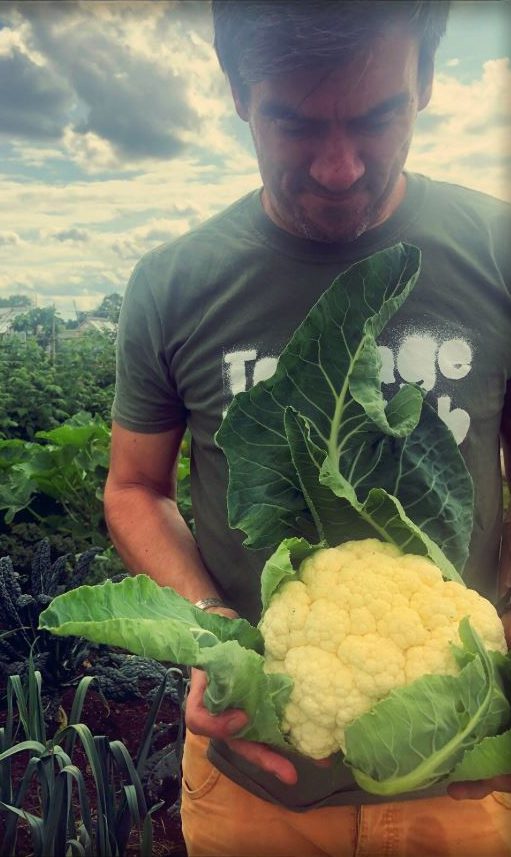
[[249, 171, 428, 263]]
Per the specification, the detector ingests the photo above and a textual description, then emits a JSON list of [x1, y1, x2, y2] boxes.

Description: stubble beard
[[293, 204, 374, 243], [266, 163, 406, 244], [270, 186, 386, 245]]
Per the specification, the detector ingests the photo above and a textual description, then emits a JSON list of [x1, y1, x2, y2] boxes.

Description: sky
[[0, 0, 510, 319]]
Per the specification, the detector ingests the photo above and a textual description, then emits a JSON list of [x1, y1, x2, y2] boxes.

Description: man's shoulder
[[123, 189, 262, 313], [420, 173, 510, 217], [135, 189, 261, 272]]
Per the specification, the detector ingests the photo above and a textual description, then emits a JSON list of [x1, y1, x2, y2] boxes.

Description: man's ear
[[418, 56, 434, 111], [230, 83, 250, 121]]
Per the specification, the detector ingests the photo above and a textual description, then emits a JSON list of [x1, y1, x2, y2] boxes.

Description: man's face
[[233, 26, 433, 243]]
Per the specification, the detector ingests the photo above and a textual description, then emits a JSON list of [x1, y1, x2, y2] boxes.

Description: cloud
[[410, 58, 511, 200], [111, 238, 144, 262], [7, 0, 204, 161], [0, 231, 21, 246], [62, 128, 120, 173], [53, 228, 90, 243], [0, 44, 73, 140], [145, 227, 180, 242], [110, 216, 193, 260]]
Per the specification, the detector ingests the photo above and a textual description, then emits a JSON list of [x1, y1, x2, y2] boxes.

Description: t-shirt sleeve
[[112, 258, 187, 433]]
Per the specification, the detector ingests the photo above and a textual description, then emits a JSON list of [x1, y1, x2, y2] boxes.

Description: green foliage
[[0, 659, 184, 857], [55, 332, 116, 421], [177, 432, 194, 534], [0, 332, 116, 442], [0, 412, 111, 550], [11, 307, 63, 348], [92, 293, 123, 324], [0, 522, 88, 581], [0, 537, 187, 722], [0, 540, 101, 688], [0, 410, 193, 557], [0, 323, 193, 552], [0, 337, 68, 440]]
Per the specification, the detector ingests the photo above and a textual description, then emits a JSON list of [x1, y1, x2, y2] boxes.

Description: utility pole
[[51, 304, 56, 364]]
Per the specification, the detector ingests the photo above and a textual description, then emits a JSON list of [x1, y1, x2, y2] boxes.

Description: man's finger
[[185, 667, 297, 784], [185, 669, 249, 738], [447, 776, 511, 800], [227, 737, 298, 785]]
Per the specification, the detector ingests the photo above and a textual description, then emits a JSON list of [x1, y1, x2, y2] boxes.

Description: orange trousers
[[180, 732, 511, 857]]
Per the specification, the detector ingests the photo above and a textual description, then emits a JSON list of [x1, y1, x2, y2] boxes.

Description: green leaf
[[0, 439, 30, 469], [40, 575, 291, 750], [39, 575, 263, 661], [448, 730, 511, 782], [259, 536, 318, 613], [36, 419, 108, 449], [0, 801, 44, 854], [216, 243, 473, 572], [200, 641, 292, 748], [286, 409, 462, 581], [344, 621, 511, 795]]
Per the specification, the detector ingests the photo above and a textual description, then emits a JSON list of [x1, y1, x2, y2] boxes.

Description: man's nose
[[308, 132, 365, 193]]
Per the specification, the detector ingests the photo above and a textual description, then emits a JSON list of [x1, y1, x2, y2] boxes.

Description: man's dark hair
[[212, 0, 450, 100]]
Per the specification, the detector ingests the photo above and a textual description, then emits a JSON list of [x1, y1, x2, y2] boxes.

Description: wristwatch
[[194, 596, 230, 611]]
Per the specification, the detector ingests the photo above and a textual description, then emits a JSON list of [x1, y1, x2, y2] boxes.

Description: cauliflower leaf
[[216, 243, 473, 573]]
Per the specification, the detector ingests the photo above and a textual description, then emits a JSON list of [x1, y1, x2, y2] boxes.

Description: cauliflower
[[259, 538, 507, 759]]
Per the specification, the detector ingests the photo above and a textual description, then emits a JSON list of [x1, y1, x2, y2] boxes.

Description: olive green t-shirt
[[112, 171, 511, 809]]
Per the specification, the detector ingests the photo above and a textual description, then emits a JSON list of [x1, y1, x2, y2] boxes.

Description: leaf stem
[[327, 338, 366, 469]]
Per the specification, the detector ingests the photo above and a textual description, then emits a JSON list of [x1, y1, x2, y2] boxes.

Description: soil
[[0, 684, 188, 856]]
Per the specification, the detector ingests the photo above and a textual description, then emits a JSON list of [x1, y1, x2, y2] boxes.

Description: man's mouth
[[301, 186, 366, 203]]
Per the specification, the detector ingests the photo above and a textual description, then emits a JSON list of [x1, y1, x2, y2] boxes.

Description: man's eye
[[275, 120, 310, 137], [359, 115, 395, 134]]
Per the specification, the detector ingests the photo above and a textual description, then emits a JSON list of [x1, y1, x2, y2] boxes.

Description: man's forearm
[[104, 484, 224, 605]]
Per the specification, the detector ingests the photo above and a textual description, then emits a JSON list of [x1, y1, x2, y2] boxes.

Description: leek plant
[[0, 656, 186, 857]]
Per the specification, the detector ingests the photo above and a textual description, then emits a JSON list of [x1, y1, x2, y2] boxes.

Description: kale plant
[[0, 539, 184, 719], [0, 539, 101, 689]]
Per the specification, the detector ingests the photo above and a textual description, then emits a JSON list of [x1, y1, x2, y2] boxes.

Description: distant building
[[59, 316, 117, 340], [77, 317, 117, 335]]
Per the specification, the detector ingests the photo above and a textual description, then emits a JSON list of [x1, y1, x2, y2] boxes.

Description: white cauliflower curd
[[259, 538, 507, 759]]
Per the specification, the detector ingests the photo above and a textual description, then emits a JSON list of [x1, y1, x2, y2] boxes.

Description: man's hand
[[185, 668, 299, 784], [448, 776, 511, 800]]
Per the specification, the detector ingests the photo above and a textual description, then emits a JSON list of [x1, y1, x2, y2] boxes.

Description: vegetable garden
[[0, 329, 190, 855]]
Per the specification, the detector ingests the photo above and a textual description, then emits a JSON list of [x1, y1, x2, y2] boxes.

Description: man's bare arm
[[104, 421, 225, 604]]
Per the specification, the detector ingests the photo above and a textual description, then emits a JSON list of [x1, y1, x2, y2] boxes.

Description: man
[[105, 2, 511, 855]]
